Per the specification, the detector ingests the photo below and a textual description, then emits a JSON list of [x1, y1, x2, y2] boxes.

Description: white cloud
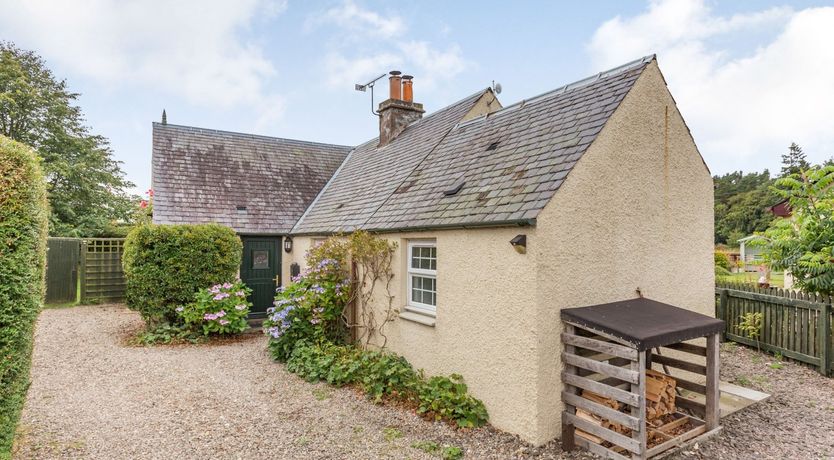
[[0, 0, 286, 117], [588, 0, 834, 173], [307, 0, 405, 39], [313, 1, 469, 93]]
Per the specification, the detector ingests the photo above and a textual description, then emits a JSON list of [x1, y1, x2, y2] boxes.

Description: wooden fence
[[715, 282, 833, 376], [80, 238, 126, 303]]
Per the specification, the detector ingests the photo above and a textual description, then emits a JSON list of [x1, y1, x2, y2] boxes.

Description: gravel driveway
[[12, 305, 834, 459]]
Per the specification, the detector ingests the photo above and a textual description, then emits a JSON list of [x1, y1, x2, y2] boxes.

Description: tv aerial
[[355, 73, 388, 116], [492, 80, 502, 94]]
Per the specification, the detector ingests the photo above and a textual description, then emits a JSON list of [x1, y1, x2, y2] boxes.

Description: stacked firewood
[[575, 390, 631, 443], [646, 369, 677, 423]]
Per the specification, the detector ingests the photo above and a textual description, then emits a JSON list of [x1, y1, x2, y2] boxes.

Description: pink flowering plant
[[179, 280, 252, 335], [264, 254, 351, 361]]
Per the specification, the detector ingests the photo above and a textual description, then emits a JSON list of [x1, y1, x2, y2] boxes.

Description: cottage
[[152, 55, 714, 446]]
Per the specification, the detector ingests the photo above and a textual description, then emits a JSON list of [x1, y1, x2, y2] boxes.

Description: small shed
[[560, 298, 724, 459]]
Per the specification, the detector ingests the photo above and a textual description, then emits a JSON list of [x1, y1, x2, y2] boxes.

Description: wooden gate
[[80, 238, 126, 303], [45, 238, 81, 304]]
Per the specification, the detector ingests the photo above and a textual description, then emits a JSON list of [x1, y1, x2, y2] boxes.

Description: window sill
[[399, 310, 436, 327]]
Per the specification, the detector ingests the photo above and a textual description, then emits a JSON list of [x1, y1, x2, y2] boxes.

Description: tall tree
[[0, 42, 136, 237], [761, 166, 834, 294], [713, 170, 779, 244], [780, 142, 810, 177]]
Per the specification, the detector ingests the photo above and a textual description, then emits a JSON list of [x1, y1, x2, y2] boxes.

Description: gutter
[[289, 218, 536, 237]]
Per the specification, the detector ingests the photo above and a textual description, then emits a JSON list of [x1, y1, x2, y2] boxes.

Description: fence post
[[821, 303, 831, 377], [718, 288, 728, 342], [79, 240, 88, 304]]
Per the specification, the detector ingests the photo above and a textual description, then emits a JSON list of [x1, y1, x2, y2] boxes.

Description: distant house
[[152, 55, 714, 445], [737, 235, 765, 271]]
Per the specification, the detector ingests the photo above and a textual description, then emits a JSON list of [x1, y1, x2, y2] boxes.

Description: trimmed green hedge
[[123, 224, 242, 326], [0, 136, 49, 457]]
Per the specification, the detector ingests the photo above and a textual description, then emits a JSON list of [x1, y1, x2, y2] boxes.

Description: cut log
[[575, 409, 604, 444], [645, 369, 677, 424], [579, 391, 631, 435]]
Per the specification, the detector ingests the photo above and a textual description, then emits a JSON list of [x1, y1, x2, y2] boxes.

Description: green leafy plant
[[441, 445, 464, 460], [759, 165, 834, 294], [738, 312, 763, 351], [133, 324, 203, 345], [123, 223, 242, 327], [412, 440, 441, 455], [416, 374, 489, 428], [179, 280, 251, 335], [0, 136, 49, 457], [382, 427, 403, 442], [283, 341, 487, 428]]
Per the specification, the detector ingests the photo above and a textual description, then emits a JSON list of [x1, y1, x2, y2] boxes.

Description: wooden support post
[[718, 289, 729, 342], [631, 351, 647, 459], [820, 304, 831, 377], [562, 323, 578, 451], [705, 333, 720, 430]]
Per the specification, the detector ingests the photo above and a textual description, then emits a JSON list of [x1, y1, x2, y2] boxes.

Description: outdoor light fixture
[[284, 237, 293, 253], [510, 234, 527, 254]]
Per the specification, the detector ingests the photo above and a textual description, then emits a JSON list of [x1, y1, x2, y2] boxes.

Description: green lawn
[[721, 271, 784, 288]]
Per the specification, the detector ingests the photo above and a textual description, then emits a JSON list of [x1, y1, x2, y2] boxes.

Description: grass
[[382, 427, 403, 442], [720, 271, 785, 287]]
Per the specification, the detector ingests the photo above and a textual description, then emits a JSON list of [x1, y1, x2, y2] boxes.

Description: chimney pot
[[389, 70, 402, 100], [402, 75, 413, 102]]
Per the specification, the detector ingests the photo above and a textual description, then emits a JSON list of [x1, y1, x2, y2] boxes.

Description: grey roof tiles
[[293, 56, 653, 234], [152, 124, 350, 234]]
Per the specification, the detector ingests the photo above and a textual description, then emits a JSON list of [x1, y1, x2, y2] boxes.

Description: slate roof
[[292, 90, 489, 234], [152, 123, 350, 234], [292, 55, 654, 234]]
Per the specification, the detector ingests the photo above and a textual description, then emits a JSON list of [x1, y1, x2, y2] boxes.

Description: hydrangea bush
[[264, 256, 351, 361], [180, 280, 251, 335]]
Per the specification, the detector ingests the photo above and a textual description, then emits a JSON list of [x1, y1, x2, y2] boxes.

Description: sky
[[1, 0, 833, 196]]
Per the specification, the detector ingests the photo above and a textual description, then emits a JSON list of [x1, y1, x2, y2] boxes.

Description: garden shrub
[[179, 280, 251, 335], [416, 374, 489, 428], [268, 233, 488, 428], [0, 136, 49, 456], [123, 223, 242, 326], [714, 251, 731, 272], [264, 255, 351, 361]]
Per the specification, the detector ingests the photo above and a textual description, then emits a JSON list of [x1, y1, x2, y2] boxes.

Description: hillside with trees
[[714, 143, 828, 245]]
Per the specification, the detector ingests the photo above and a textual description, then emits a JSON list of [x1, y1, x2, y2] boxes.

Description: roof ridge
[[152, 122, 353, 150], [455, 54, 654, 129]]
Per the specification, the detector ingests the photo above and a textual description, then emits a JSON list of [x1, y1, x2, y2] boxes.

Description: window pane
[[252, 250, 269, 269]]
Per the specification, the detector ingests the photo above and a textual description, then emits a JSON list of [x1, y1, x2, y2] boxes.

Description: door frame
[[239, 234, 283, 319]]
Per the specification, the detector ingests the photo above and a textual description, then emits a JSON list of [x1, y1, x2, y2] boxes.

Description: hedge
[[0, 136, 49, 457], [123, 223, 242, 326]]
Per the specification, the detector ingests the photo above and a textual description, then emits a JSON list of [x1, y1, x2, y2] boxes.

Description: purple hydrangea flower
[[175, 306, 184, 312], [219, 319, 230, 326], [235, 304, 247, 311]]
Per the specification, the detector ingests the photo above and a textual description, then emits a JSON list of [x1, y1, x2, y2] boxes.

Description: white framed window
[[407, 240, 437, 315]]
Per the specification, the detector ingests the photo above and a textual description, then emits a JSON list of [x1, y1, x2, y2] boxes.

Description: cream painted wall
[[286, 227, 542, 440], [282, 60, 713, 446], [532, 60, 714, 443]]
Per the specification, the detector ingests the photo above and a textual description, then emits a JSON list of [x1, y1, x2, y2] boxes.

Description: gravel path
[[12, 305, 834, 459], [12, 305, 590, 460], [681, 342, 834, 460]]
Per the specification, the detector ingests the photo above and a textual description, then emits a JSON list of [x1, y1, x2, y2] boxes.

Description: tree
[[760, 166, 834, 294], [0, 42, 136, 237], [713, 170, 779, 244], [780, 142, 810, 177]]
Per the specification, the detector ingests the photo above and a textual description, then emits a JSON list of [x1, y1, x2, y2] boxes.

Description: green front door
[[240, 236, 281, 318]]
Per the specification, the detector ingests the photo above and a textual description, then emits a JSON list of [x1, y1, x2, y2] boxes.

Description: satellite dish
[[492, 81, 502, 94]]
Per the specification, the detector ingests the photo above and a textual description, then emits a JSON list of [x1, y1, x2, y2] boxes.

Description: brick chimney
[[378, 71, 424, 147]]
